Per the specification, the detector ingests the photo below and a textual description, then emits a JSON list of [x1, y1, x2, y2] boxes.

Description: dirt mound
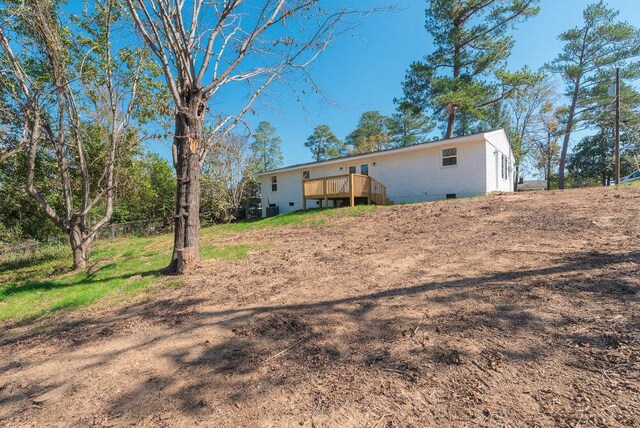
[[1, 186, 639, 427], [233, 313, 314, 340]]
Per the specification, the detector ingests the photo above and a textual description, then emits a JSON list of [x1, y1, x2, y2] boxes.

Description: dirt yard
[[1, 187, 639, 427]]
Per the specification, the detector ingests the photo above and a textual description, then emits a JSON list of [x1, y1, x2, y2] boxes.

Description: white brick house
[[257, 129, 514, 217]]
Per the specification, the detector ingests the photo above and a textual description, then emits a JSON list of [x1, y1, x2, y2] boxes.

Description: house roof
[[257, 128, 507, 176]]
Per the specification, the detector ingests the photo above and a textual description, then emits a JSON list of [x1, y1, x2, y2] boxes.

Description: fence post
[[302, 179, 307, 210], [323, 178, 328, 208], [349, 174, 355, 207]]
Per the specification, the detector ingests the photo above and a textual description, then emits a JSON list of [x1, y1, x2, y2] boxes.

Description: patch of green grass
[[0, 234, 253, 323], [202, 205, 379, 238], [620, 179, 640, 186], [0, 204, 382, 324]]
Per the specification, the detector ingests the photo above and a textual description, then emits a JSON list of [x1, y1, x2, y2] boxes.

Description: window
[[348, 165, 356, 174], [302, 170, 310, 180], [446, 194, 457, 199], [501, 155, 508, 180], [289, 202, 295, 207], [442, 147, 457, 166], [360, 164, 369, 176], [271, 176, 277, 192]]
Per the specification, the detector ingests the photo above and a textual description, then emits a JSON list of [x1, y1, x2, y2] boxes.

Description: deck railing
[[302, 173, 387, 208]]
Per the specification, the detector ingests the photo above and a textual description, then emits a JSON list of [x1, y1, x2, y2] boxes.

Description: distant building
[[257, 129, 515, 217], [517, 179, 547, 192]]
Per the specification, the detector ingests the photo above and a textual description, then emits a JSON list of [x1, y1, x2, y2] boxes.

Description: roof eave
[[257, 128, 506, 177]]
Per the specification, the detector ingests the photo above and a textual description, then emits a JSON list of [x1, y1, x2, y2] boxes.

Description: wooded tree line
[[299, 0, 640, 191], [0, 0, 639, 274], [0, 0, 355, 272]]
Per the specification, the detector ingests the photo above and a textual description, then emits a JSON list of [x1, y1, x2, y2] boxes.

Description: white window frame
[[271, 176, 277, 192], [442, 147, 457, 167], [501, 154, 508, 180], [302, 170, 310, 180]]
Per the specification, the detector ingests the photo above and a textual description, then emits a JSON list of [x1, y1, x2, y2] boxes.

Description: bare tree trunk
[[125, 0, 357, 274], [546, 142, 552, 191], [69, 223, 90, 271], [165, 93, 204, 274], [558, 79, 580, 189], [446, 41, 461, 139], [446, 110, 456, 139]]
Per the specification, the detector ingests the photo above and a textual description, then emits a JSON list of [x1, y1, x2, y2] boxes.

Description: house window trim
[[302, 170, 310, 180], [360, 164, 369, 176], [441, 147, 458, 168], [348, 165, 357, 174], [501, 154, 509, 180], [271, 175, 278, 192]]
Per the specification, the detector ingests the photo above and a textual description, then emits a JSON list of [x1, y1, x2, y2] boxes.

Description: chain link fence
[[0, 240, 48, 259], [1, 217, 174, 261], [95, 218, 173, 240]]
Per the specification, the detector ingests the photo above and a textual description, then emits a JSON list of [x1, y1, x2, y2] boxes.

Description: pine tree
[[400, 0, 539, 138], [549, 0, 640, 188], [305, 125, 345, 162], [346, 111, 391, 154], [250, 121, 283, 173], [387, 108, 434, 147]]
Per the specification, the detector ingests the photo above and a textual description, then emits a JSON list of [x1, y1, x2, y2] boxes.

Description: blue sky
[[145, 0, 640, 170]]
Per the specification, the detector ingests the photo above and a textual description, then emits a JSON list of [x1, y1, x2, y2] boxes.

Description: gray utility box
[[265, 205, 279, 217]]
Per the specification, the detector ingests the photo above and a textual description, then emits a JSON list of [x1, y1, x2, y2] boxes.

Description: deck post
[[349, 174, 355, 207], [302, 179, 306, 210], [367, 177, 372, 205], [323, 178, 328, 209]]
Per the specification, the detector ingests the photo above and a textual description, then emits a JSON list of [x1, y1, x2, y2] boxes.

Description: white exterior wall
[[261, 169, 306, 215], [484, 131, 515, 192], [260, 131, 515, 216]]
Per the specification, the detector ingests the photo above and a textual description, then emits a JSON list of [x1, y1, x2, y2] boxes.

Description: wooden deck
[[302, 173, 387, 209]]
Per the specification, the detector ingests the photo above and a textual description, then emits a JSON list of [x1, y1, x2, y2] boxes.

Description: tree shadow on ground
[[1, 267, 161, 300], [0, 250, 638, 425], [0, 249, 67, 275]]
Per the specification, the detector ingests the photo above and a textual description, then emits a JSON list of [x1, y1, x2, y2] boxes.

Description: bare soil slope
[[1, 187, 639, 427]]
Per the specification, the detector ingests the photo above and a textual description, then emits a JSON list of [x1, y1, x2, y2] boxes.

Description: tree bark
[[69, 221, 91, 271], [165, 92, 204, 274], [446, 110, 456, 139], [446, 39, 461, 139], [546, 131, 552, 190], [558, 79, 580, 189]]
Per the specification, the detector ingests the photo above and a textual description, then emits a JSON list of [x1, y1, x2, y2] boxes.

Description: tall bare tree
[[504, 72, 556, 190], [125, 0, 361, 274], [533, 103, 562, 190], [0, 0, 159, 269], [550, 1, 640, 189], [201, 133, 255, 224]]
